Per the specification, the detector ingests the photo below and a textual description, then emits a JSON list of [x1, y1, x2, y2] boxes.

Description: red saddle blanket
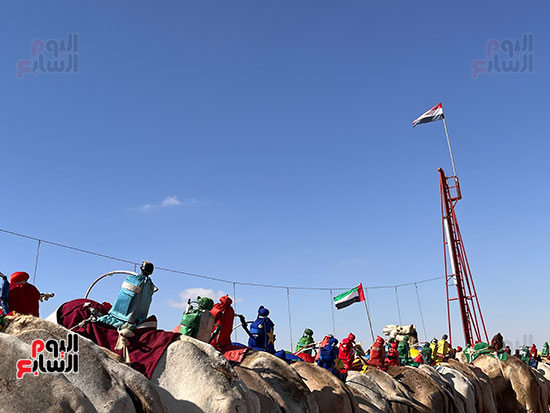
[[57, 299, 180, 379], [171, 324, 249, 364]]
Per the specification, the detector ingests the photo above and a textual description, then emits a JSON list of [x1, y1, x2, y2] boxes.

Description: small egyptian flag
[[333, 284, 365, 310], [412, 103, 444, 127]]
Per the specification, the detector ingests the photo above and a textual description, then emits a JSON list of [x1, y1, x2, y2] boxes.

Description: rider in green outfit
[[398, 336, 411, 366], [295, 328, 315, 355]]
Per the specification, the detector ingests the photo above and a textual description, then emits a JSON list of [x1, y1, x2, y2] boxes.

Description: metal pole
[[414, 283, 428, 341], [286, 288, 293, 350], [329, 289, 336, 336], [395, 286, 402, 325], [440, 168, 472, 346], [233, 283, 238, 342], [442, 118, 458, 178], [362, 286, 375, 342], [32, 240, 41, 284]]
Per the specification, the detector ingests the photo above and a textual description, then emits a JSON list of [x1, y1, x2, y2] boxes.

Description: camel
[[0, 332, 96, 413], [347, 369, 428, 413], [473, 354, 544, 413], [386, 365, 455, 413], [3, 314, 261, 413], [233, 350, 319, 412], [46, 300, 261, 412], [435, 365, 476, 413], [537, 359, 550, 379], [417, 364, 463, 413], [345, 371, 392, 412], [291, 361, 358, 413], [47, 300, 320, 412], [536, 359, 550, 408], [443, 359, 498, 413], [2, 315, 167, 413], [347, 386, 387, 413], [150, 336, 261, 413], [531, 368, 550, 411]]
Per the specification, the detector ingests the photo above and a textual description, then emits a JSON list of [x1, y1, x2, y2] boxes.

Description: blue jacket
[[248, 316, 275, 353], [318, 338, 339, 372], [0, 276, 9, 314], [98, 273, 156, 329]]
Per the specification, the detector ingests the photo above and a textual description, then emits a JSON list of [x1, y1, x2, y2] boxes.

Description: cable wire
[[0, 227, 444, 291]]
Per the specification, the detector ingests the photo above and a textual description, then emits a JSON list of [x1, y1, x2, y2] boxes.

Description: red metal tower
[[439, 168, 488, 346]]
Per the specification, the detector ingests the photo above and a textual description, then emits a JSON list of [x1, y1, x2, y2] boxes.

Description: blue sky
[[1, 1, 548, 350]]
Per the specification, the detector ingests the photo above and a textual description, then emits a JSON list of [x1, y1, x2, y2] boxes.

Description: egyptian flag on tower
[[333, 284, 365, 310], [412, 103, 444, 127]]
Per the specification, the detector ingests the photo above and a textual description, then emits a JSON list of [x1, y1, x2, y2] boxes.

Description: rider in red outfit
[[367, 336, 387, 370], [2, 272, 40, 317]]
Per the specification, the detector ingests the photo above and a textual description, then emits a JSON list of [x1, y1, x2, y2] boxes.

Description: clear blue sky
[[1, 1, 548, 350]]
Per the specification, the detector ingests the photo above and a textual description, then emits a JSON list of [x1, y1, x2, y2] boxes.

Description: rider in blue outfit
[[317, 337, 340, 376], [248, 306, 276, 353]]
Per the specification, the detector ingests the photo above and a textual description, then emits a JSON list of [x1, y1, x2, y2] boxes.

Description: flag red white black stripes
[[412, 103, 444, 127], [333, 284, 365, 309]]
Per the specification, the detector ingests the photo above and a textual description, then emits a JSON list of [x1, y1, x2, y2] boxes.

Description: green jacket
[[422, 343, 433, 364]]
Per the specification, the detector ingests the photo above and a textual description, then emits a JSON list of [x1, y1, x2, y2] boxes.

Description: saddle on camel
[[54, 261, 180, 379]]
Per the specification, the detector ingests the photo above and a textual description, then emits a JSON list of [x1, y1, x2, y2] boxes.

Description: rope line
[[395, 286, 402, 325], [32, 240, 41, 284], [0, 227, 444, 291], [233, 282, 238, 342], [286, 288, 293, 350], [415, 283, 428, 341]]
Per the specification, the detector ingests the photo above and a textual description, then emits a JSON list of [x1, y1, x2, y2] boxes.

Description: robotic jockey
[[338, 333, 357, 371], [367, 336, 387, 370], [317, 337, 340, 376], [98, 261, 157, 330], [247, 306, 276, 353], [2, 272, 41, 317], [179, 296, 215, 343], [542, 342, 549, 358], [422, 341, 434, 365], [0, 272, 10, 315], [398, 336, 411, 366], [296, 328, 315, 355], [386, 341, 400, 366], [210, 295, 235, 349]]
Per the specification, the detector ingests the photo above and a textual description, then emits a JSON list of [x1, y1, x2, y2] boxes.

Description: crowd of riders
[[1, 265, 547, 378]]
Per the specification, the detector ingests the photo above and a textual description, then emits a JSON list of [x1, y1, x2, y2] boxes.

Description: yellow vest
[[437, 339, 449, 356]]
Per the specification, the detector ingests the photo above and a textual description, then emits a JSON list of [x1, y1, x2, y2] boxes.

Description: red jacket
[[210, 295, 235, 349], [386, 342, 400, 366], [530, 345, 538, 360], [339, 338, 355, 369], [3, 272, 40, 317], [368, 336, 386, 368]]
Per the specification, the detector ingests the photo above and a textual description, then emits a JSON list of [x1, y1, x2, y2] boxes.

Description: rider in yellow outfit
[[435, 334, 450, 364]]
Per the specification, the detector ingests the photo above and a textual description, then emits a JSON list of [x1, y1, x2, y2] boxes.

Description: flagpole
[[362, 286, 375, 342], [442, 118, 458, 177]]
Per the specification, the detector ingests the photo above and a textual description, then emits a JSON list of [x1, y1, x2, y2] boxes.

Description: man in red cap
[[367, 336, 387, 370], [4, 272, 40, 317]]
